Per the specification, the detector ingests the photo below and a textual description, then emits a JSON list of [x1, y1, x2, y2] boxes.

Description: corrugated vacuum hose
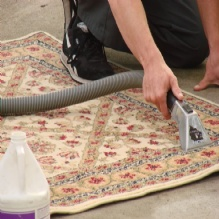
[[0, 71, 143, 116]]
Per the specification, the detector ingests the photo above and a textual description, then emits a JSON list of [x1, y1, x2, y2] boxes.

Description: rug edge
[[50, 164, 219, 215], [0, 31, 62, 44]]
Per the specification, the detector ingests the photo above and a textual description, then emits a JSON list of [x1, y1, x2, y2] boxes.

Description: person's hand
[[194, 52, 219, 91], [142, 57, 183, 120]]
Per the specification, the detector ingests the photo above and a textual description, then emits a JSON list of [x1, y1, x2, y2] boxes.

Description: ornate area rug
[[0, 32, 219, 215]]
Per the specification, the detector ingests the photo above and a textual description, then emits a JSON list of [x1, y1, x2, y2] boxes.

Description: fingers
[[194, 79, 209, 91], [159, 97, 171, 120], [170, 76, 184, 101]]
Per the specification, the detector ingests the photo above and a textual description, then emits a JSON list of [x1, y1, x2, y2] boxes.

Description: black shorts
[[77, 0, 209, 67]]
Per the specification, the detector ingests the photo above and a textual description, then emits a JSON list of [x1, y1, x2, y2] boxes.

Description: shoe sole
[[60, 52, 91, 84]]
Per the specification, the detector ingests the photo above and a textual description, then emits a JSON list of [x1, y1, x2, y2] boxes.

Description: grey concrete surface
[[1, 1, 219, 218]]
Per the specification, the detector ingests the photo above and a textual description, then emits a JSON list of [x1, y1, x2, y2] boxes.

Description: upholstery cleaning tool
[[0, 131, 50, 218], [167, 90, 212, 151], [0, 70, 212, 151]]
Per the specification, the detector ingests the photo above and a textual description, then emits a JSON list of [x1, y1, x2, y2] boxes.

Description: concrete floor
[[1, 0, 219, 218]]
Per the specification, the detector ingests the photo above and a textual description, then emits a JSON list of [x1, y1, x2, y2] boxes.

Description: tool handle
[[167, 90, 177, 111]]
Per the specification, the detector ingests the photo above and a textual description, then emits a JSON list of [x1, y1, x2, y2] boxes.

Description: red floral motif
[[56, 175, 66, 180], [17, 66, 25, 71], [102, 103, 110, 108], [201, 150, 216, 157], [120, 172, 136, 179], [87, 149, 96, 155], [114, 118, 128, 125], [147, 181, 156, 185], [203, 163, 212, 168], [39, 86, 46, 92], [26, 80, 40, 87], [114, 106, 129, 114], [42, 53, 55, 58], [113, 162, 122, 167], [118, 188, 127, 193], [38, 156, 56, 165], [89, 177, 105, 184], [90, 140, 99, 145], [153, 151, 161, 156], [13, 75, 22, 80], [0, 51, 12, 57], [6, 92, 14, 96], [38, 120, 47, 126], [128, 138, 141, 144], [10, 83, 18, 88], [127, 125, 134, 131], [29, 141, 55, 153], [29, 70, 43, 77], [79, 109, 91, 114], [126, 157, 135, 163], [94, 131, 101, 136], [60, 135, 67, 140], [161, 178, 169, 182], [84, 159, 94, 164], [146, 164, 162, 171], [210, 136, 218, 141], [100, 113, 108, 117], [79, 115, 91, 120], [175, 158, 191, 165], [132, 185, 141, 189], [121, 132, 129, 136], [98, 120, 105, 125], [27, 46, 40, 51], [0, 79, 5, 84], [190, 169, 198, 174], [66, 140, 80, 148], [97, 165, 108, 170], [176, 173, 184, 178], [130, 148, 141, 155], [204, 104, 212, 109], [13, 126, 22, 130], [149, 139, 159, 145], [104, 152, 117, 157], [62, 188, 79, 194], [59, 151, 79, 160], [205, 120, 219, 125], [149, 133, 158, 138]]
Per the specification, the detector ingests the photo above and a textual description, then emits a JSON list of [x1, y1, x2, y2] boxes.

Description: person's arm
[[194, 0, 219, 91], [108, 0, 183, 119]]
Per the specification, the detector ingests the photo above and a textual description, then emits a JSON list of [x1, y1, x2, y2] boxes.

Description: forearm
[[108, 0, 164, 69], [196, 0, 219, 51]]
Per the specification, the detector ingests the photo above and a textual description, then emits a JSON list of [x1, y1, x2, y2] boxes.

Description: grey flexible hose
[[0, 70, 143, 116]]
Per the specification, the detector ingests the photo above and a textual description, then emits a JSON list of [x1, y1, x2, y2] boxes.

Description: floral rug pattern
[[0, 32, 219, 214]]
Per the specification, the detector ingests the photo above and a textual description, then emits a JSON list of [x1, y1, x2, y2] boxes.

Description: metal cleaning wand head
[[167, 90, 212, 151]]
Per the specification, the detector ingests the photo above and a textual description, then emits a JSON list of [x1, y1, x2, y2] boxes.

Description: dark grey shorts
[[78, 0, 209, 67]]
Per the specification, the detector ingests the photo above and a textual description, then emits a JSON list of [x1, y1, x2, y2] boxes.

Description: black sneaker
[[60, 16, 115, 83]]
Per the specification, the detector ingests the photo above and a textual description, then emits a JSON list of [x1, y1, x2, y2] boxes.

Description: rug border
[[2, 31, 219, 215], [51, 164, 219, 215]]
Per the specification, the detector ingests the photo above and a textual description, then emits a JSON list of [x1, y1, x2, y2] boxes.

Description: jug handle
[[16, 144, 25, 192]]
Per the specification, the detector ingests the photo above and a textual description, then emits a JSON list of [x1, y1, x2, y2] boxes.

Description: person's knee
[[180, 34, 209, 67], [164, 32, 209, 68]]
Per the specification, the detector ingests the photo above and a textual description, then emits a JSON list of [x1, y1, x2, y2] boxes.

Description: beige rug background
[[0, 32, 219, 215]]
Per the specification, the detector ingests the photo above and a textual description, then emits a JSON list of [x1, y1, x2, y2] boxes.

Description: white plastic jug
[[0, 131, 50, 219]]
